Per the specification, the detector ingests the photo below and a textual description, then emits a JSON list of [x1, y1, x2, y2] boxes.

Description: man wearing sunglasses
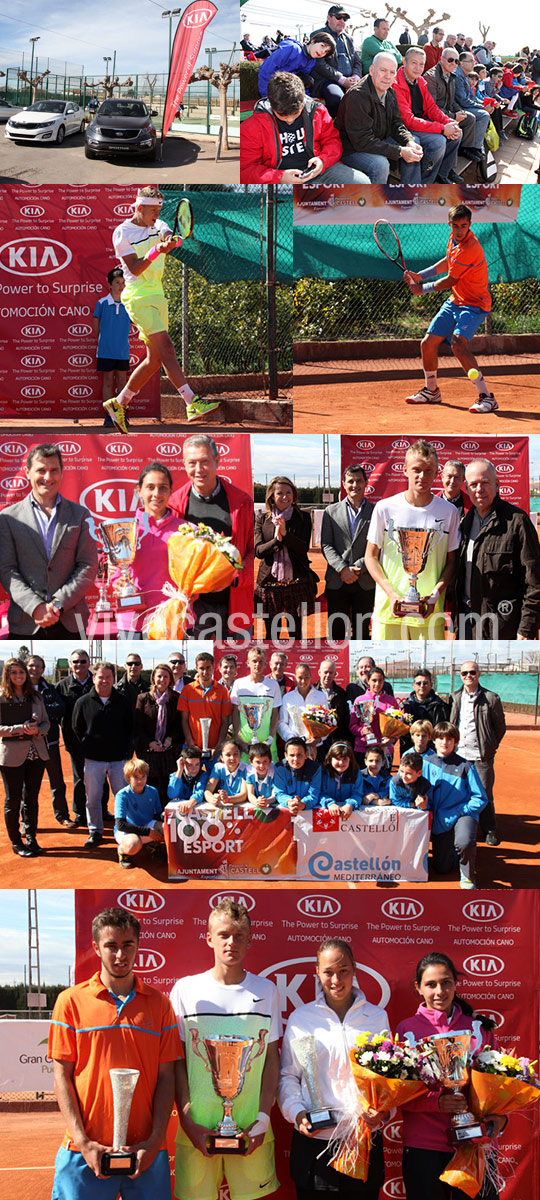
[[168, 653, 190, 695], [424, 48, 476, 162], [449, 663, 506, 847]]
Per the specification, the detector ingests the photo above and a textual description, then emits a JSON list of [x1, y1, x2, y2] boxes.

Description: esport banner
[[75, 888, 540, 1200], [341, 435, 530, 512], [292, 183, 521, 226], [0, 186, 160, 419], [294, 807, 429, 883], [215, 642, 350, 687], [0, 432, 252, 608], [164, 804, 296, 879]]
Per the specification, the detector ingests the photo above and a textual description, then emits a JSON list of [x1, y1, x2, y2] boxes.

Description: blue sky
[[0, 640, 211, 673], [0, 890, 75, 986], [0, 0, 240, 76]]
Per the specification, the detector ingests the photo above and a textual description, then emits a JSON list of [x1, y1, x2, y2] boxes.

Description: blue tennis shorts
[[51, 1146, 172, 1200], [428, 299, 488, 343]]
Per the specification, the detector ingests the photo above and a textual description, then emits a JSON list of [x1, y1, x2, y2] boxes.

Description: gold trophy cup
[[191, 1028, 268, 1153], [386, 519, 445, 617], [426, 1034, 488, 1146]]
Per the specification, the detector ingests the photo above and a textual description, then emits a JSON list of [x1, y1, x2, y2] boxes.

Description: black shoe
[[436, 174, 451, 184], [26, 838, 45, 855], [446, 169, 463, 183], [84, 832, 103, 850], [12, 841, 33, 857], [485, 831, 500, 846], [462, 147, 483, 161], [103, 811, 115, 824]]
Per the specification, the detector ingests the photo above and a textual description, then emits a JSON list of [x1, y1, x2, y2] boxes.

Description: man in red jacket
[[169, 435, 254, 641], [240, 71, 369, 183], [393, 46, 463, 182]]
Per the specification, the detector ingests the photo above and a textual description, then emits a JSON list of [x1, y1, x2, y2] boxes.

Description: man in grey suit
[[321, 463, 375, 639], [0, 443, 97, 638]]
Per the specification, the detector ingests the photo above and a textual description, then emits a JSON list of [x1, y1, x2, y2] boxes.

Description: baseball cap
[[328, 5, 350, 17]]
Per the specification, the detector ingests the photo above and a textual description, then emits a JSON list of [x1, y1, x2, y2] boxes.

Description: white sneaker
[[405, 386, 442, 405], [469, 393, 499, 414], [459, 868, 476, 890]]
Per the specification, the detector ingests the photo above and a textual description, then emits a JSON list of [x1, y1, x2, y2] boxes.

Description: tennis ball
[[468, 368, 479, 380]]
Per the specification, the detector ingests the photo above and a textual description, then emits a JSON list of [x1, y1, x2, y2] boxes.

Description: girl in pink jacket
[[395, 951, 505, 1199]]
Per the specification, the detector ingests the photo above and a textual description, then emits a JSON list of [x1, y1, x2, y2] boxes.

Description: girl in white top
[[278, 937, 390, 1200]]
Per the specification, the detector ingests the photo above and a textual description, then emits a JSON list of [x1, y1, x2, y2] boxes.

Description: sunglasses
[[461, 670, 478, 676], [126, 661, 142, 667], [447, 56, 459, 62], [169, 659, 185, 665], [71, 659, 89, 665]]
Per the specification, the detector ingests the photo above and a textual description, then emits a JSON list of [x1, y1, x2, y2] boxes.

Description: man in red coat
[[240, 71, 369, 183], [393, 46, 463, 182], [169, 435, 254, 640]]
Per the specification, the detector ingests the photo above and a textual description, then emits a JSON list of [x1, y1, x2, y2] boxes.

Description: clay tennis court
[[0, 721, 537, 892]]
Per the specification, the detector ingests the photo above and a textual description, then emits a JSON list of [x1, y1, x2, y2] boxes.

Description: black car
[[84, 98, 157, 160]]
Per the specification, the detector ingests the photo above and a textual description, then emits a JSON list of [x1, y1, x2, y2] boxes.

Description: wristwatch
[[52, 600, 64, 615]]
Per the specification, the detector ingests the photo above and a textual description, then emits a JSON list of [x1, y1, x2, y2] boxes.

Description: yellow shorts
[[174, 1134, 278, 1200], [122, 290, 168, 344]]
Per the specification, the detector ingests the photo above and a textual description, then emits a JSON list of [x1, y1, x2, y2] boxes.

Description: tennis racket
[[171, 197, 194, 240], [373, 219, 408, 274]]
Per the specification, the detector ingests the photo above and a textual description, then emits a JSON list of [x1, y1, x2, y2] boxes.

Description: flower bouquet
[[301, 704, 338, 741], [329, 1032, 428, 1181], [145, 523, 242, 639], [378, 708, 413, 741], [440, 1048, 540, 1197]]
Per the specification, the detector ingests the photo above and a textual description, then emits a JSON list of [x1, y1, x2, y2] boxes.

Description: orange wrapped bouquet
[[146, 522, 241, 639]]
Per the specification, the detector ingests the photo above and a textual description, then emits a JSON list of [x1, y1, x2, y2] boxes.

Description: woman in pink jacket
[[115, 461, 180, 637], [395, 951, 505, 1199], [349, 666, 396, 767]]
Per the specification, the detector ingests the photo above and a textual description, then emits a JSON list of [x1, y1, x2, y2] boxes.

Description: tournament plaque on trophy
[[386, 519, 444, 617], [291, 1034, 337, 1130], [425, 1034, 488, 1146], [101, 1067, 140, 1175], [191, 1028, 267, 1153]]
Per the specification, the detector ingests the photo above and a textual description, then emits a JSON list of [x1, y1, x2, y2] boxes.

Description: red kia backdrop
[[0, 186, 160, 419], [341, 436, 530, 512], [215, 642, 350, 687], [76, 888, 539, 1200]]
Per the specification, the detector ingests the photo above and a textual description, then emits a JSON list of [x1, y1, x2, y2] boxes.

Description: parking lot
[[0, 129, 239, 184]]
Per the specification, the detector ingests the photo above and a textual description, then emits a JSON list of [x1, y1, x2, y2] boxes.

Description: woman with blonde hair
[[255, 475, 317, 639], [0, 657, 50, 856], [135, 663, 182, 807]]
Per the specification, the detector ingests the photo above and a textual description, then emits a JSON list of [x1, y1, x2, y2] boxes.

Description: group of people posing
[[48, 899, 507, 1200], [0, 642, 506, 886]]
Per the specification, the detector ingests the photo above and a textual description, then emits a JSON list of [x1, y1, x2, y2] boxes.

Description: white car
[[0, 100, 23, 122], [5, 99, 85, 143]]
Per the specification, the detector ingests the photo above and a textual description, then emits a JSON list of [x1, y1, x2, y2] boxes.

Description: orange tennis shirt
[[445, 228, 491, 311], [48, 972, 182, 1150], [177, 679, 232, 749]]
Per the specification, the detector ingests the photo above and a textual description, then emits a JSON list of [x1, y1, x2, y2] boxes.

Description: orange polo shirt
[[446, 228, 491, 311], [177, 679, 232, 749], [48, 971, 182, 1150]]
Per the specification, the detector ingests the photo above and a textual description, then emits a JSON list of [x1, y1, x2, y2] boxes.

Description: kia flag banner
[[294, 807, 430, 882], [75, 888, 540, 1200], [161, 0, 218, 143], [214, 642, 350, 687]]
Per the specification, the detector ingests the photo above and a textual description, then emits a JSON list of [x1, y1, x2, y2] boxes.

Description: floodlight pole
[[266, 185, 278, 402]]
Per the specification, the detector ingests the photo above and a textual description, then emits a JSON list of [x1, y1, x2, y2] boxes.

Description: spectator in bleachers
[[424, 48, 478, 161], [455, 34, 466, 53], [399, 28, 412, 47], [530, 51, 540, 84], [393, 48, 463, 183], [309, 6, 363, 117], [241, 72, 370, 184], [361, 15, 402, 74], [475, 41, 497, 67], [444, 34, 457, 49], [241, 32, 265, 59], [423, 26, 445, 73], [485, 67, 508, 140], [335, 52, 424, 183], [464, 36, 474, 52], [453, 52, 493, 160], [257, 31, 336, 97]]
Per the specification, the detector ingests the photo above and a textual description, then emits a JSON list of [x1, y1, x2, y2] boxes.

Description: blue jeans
[[84, 758, 127, 832], [469, 106, 490, 148], [315, 80, 345, 117], [341, 150, 390, 182], [318, 160, 370, 183], [413, 129, 462, 181]]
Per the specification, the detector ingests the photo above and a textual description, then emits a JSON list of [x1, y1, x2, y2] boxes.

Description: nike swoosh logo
[[259, 1181, 272, 1188]]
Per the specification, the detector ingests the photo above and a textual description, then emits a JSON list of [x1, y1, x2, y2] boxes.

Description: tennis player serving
[[105, 185, 220, 431], [404, 203, 496, 414]]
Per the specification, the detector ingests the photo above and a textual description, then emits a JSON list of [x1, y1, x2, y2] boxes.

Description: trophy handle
[[191, 1029, 212, 1073], [138, 511, 151, 542], [246, 1029, 268, 1070], [86, 516, 101, 545]]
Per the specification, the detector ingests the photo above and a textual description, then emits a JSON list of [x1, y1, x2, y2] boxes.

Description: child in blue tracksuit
[[167, 746, 208, 814], [204, 740, 249, 806], [319, 741, 364, 818], [114, 758, 164, 868], [274, 737, 322, 813], [423, 722, 487, 889], [360, 745, 391, 805], [257, 33, 335, 96], [388, 751, 431, 809], [246, 742, 277, 809]]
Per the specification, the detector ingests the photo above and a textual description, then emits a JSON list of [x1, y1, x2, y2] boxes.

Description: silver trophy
[[386, 519, 445, 616], [87, 513, 150, 610], [200, 716, 213, 759], [101, 1067, 140, 1175], [240, 696, 271, 744], [191, 1029, 268, 1153], [422, 1034, 487, 1146], [291, 1034, 337, 1130]]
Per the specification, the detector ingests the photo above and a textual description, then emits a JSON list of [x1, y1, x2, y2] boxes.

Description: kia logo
[[355, 440, 375, 449], [299, 654, 314, 661], [67, 204, 91, 217], [68, 324, 93, 336], [462, 901, 504, 922], [495, 442, 514, 451], [496, 464, 514, 473], [68, 385, 93, 398], [477, 1010, 504, 1028], [430, 440, 445, 450], [68, 354, 93, 367], [499, 486, 515, 496], [106, 442, 132, 455], [156, 442, 182, 456], [381, 898, 424, 919], [135, 948, 166, 972], [391, 462, 405, 472], [362, 463, 374, 473], [461, 441, 479, 450], [365, 484, 375, 495], [21, 385, 45, 398], [0, 476, 28, 491], [0, 237, 72, 276], [383, 1179, 406, 1197], [56, 441, 81, 455], [215, 443, 230, 455], [20, 355, 45, 368], [383, 1121, 403, 1144], [20, 205, 45, 217], [183, 8, 213, 25], [209, 891, 256, 911], [79, 477, 139, 518], [462, 955, 505, 977], [0, 442, 27, 456], [118, 889, 165, 913], [297, 895, 341, 918], [113, 204, 134, 216], [391, 439, 410, 449], [21, 324, 45, 337], [259, 956, 390, 1013]]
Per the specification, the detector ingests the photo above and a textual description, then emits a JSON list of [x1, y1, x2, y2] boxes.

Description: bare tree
[[383, 5, 451, 42], [96, 74, 134, 98], [478, 21, 490, 43], [17, 68, 50, 104], [145, 74, 158, 109], [188, 62, 240, 151]]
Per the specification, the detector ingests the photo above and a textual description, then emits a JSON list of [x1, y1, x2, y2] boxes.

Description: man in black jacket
[[346, 654, 394, 704], [73, 662, 133, 849], [401, 668, 449, 752], [115, 653, 146, 714], [335, 52, 423, 181], [57, 648, 95, 825], [316, 657, 352, 760], [450, 662, 506, 843], [454, 459, 540, 640], [27, 654, 73, 827], [424, 48, 477, 153], [309, 6, 363, 115]]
